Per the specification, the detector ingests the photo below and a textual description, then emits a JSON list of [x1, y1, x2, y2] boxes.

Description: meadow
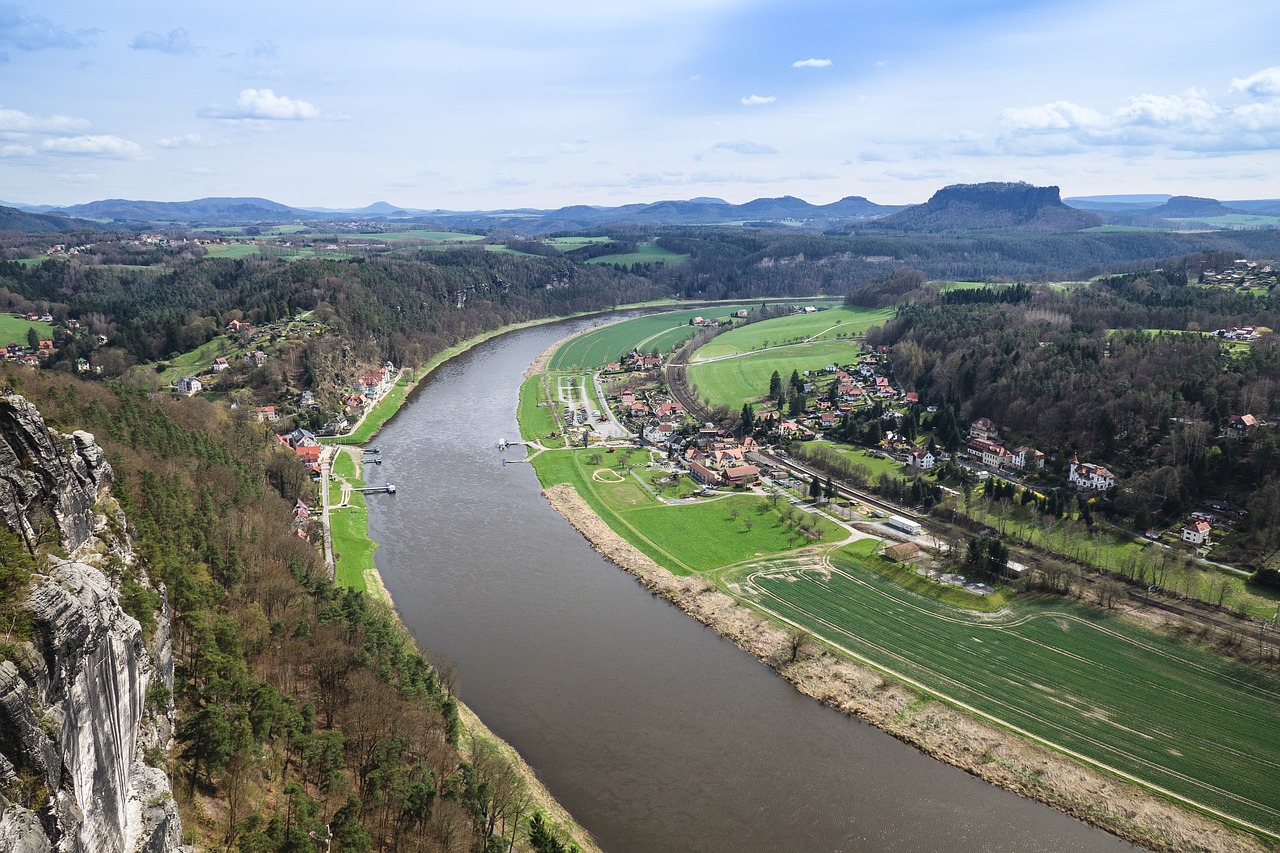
[[156, 336, 235, 384], [202, 243, 262, 259], [0, 314, 54, 343], [529, 447, 844, 576], [687, 340, 863, 408], [547, 306, 751, 371], [736, 542, 1280, 837], [692, 305, 890, 359], [583, 241, 690, 267], [330, 449, 376, 594]]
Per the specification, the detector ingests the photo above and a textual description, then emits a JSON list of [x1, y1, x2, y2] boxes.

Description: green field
[[331, 449, 375, 594], [156, 336, 236, 384], [547, 306, 751, 371], [545, 236, 610, 249], [687, 340, 864, 408], [584, 241, 690, 268], [736, 545, 1280, 837], [0, 315, 54, 344], [202, 243, 263, 259], [530, 447, 844, 575], [692, 305, 892, 359]]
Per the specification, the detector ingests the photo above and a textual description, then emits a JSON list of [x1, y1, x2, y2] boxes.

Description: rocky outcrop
[[0, 395, 184, 853], [874, 181, 1105, 232], [0, 395, 110, 554]]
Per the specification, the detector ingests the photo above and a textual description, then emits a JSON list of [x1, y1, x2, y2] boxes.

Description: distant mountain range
[[2, 186, 1277, 235]]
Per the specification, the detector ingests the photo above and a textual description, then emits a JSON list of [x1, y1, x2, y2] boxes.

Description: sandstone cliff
[[0, 394, 185, 853]]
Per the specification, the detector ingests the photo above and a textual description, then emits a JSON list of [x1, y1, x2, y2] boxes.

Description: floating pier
[[355, 484, 396, 494]]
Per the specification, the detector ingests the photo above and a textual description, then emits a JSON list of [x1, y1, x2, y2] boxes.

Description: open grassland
[[735, 544, 1280, 838], [156, 335, 235, 384], [530, 447, 844, 576], [687, 340, 863, 408], [331, 450, 374, 593], [518, 376, 562, 444], [0, 315, 54, 343], [545, 236, 610, 249], [583, 241, 690, 267], [693, 305, 890, 359], [547, 306, 750, 371], [202, 243, 263, 259], [819, 444, 906, 480], [1170, 214, 1280, 228]]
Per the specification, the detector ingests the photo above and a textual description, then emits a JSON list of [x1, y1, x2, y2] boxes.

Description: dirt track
[[543, 483, 1273, 853]]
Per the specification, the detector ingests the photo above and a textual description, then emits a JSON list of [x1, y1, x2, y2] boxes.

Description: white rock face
[[0, 396, 185, 853]]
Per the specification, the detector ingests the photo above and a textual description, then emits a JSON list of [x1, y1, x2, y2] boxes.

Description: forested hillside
[[3, 368, 581, 852], [862, 268, 1280, 560]]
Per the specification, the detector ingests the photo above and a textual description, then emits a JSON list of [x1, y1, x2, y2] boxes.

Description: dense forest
[[4, 368, 579, 853]]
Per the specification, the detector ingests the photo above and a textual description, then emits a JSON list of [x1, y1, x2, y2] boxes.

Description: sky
[[3, 0, 1280, 210]]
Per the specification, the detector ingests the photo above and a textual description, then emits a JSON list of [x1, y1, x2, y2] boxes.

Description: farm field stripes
[[737, 555, 1280, 835], [686, 340, 864, 409], [692, 305, 891, 359], [547, 306, 752, 371]]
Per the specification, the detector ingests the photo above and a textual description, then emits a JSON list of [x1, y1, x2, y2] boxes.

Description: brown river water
[[365, 315, 1135, 853]]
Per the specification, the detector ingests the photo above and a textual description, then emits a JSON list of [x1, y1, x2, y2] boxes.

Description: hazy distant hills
[[0, 204, 102, 233], [869, 182, 1104, 233], [3, 186, 1278, 234], [49, 197, 298, 225]]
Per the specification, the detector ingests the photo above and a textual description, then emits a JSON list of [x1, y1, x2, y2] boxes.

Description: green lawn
[[737, 546, 1280, 838], [518, 376, 560, 443], [531, 447, 844, 575], [687, 340, 864, 408], [0, 315, 54, 344], [692, 305, 891, 359], [330, 449, 375, 594], [156, 336, 236, 384], [584, 242, 690, 268], [800, 443, 905, 481], [547, 307, 751, 371]]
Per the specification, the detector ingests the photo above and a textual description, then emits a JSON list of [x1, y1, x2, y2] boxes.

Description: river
[[365, 316, 1133, 852]]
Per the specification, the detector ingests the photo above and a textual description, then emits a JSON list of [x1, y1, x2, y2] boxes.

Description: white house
[[907, 447, 936, 470], [1068, 457, 1115, 491], [1011, 446, 1045, 470], [211, 357, 229, 372], [1181, 520, 1211, 545], [969, 417, 1000, 442], [176, 376, 202, 396]]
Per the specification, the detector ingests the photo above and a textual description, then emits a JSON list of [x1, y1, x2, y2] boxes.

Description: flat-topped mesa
[[875, 181, 1104, 232], [0, 395, 185, 853]]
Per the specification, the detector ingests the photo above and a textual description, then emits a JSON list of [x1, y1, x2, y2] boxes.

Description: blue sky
[[2, 0, 1279, 209]]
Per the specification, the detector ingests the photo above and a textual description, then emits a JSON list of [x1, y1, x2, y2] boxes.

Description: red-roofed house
[[1181, 520, 1211, 545]]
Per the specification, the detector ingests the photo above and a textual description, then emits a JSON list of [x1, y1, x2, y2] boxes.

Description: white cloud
[[1000, 100, 1104, 131], [740, 94, 776, 106], [1229, 66, 1280, 98], [54, 172, 99, 184], [0, 107, 90, 134], [1116, 93, 1217, 128], [157, 132, 203, 149], [0, 7, 99, 56], [204, 89, 321, 121], [710, 140, 777, 155], [791, 58, 832, 69], [39, 135, 144, 158], [130, 28, 198, 56], [0, 143, 34, 157]]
